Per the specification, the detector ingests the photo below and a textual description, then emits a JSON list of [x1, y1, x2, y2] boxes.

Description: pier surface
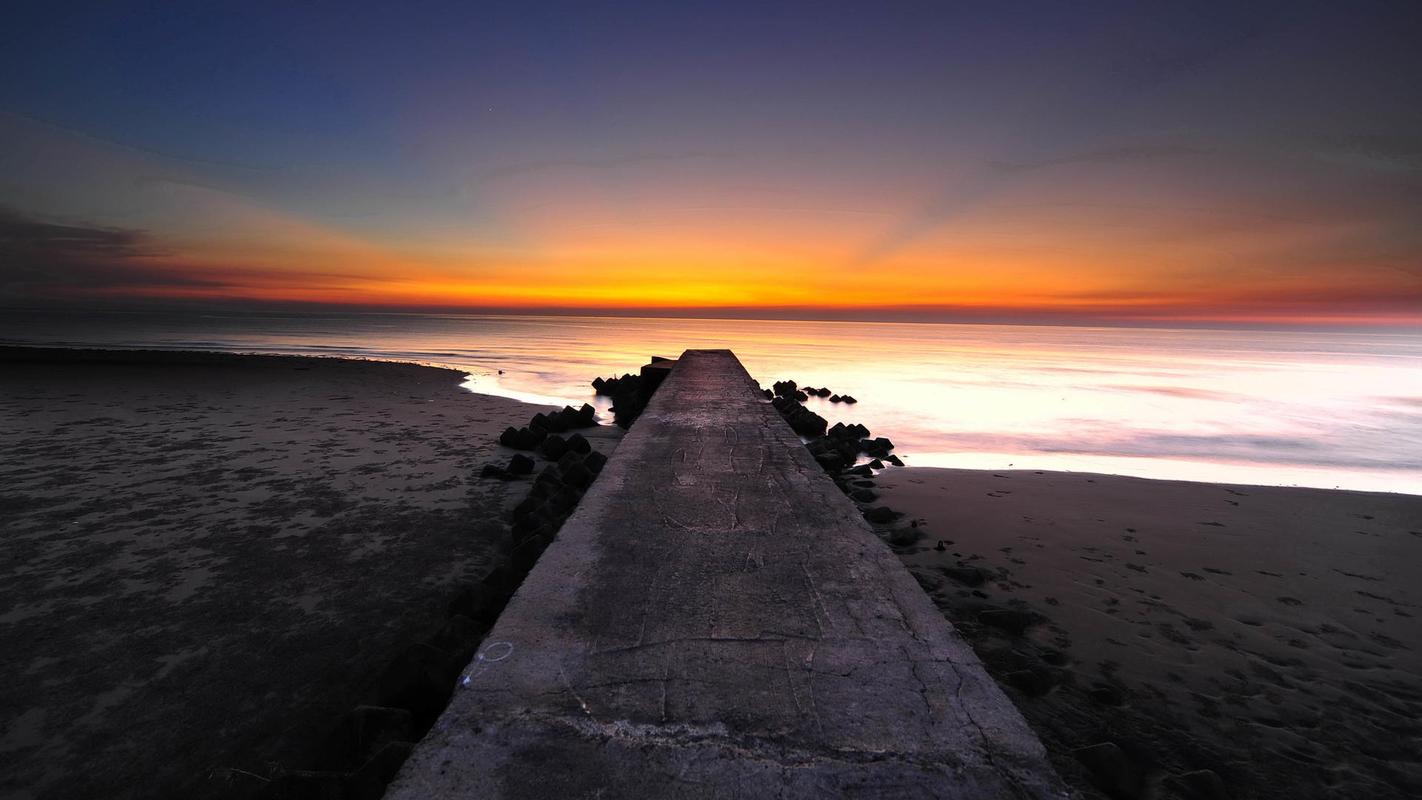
[[386, 350, 1065, 799]]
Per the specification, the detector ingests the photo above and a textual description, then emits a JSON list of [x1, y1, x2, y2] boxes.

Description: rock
[[1072, 742, 1143, 799], [860, 437, 895, 457], [830, 394, 841, 402], [863, 506, 900, 524], [841, 395, 857, 404], [584, 450, 608, 474], [772, 398, 828, 437], [507, 453, 535, 475], [498, 426, 520, 447], [978, 607, 1036, 635], [815, 387, 830, 398], [885, 454, 904, 466], [868, 458, 884, 469], [762, 388, 773, 400], [533, 465, 563, 490], [561, 458, 594, 490], [565, 432, 592, 454], [511, 505, 555, 539], [846, 464, 873, 477], [549, 484, 583, 513], [502, 426, 546, 450], [509, 530, 553, 573], [850, 488, 878, 503], [480, 464, 507, 479], [538, 434, 568, 460], [793, 390, 809, 402]]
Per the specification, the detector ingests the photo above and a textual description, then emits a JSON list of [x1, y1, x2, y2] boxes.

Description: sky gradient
[[2, 1, 1419, 324]]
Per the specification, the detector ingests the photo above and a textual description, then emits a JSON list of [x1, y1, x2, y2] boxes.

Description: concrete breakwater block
[[386, 350, 1067, 799]]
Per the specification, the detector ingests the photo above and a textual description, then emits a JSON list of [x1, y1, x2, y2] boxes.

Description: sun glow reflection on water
[[3, 311, 1419, 494]]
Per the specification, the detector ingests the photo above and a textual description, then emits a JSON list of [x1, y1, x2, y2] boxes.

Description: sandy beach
[[875, 467, 1422, 799], [0, 348, 620, 799]]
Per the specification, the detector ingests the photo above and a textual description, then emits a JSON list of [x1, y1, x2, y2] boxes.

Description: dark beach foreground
[[0, 347, 620, 799], [872, 467, 1422, 799]]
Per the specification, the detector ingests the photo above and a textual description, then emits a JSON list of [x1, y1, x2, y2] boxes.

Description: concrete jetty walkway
[[386, 350, 1066, 799]]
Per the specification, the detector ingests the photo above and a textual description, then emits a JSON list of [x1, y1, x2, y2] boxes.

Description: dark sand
[[875, 467, 1421, 800], [0, 348, 620, 799]]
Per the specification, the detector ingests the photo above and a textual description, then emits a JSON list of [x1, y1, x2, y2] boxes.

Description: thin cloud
[[0, 207, 214, 298]]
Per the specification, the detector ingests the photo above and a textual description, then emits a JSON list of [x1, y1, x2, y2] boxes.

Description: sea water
[[3, 310, 1419, 494]]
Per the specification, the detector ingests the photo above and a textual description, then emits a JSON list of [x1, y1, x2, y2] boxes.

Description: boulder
[[507, 453, 535, 475], [561, 458, 594, 490], [565, 432, 592, 454], [584, 450, 608, 474], [815, 387, 830, 398], [538, 434, 568, 460], [532, 465, 563, 491], [885, 454, 904, 466], [830, 394, 842, 402], [841, 395, 858, 404], [850, 488, 878, 503], [480, 464, 507, 480], [498, 426, 520, 447]]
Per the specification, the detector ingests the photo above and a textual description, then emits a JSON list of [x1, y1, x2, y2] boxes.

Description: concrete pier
[[385, 350, 1066, 798]]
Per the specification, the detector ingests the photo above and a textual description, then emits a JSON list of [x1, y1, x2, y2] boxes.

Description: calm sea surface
[[4, 310, 1420, 494]]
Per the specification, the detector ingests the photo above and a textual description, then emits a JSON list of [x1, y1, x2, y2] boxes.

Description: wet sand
[[0, 348, 620, 799], [876, 467, 1422, 800]]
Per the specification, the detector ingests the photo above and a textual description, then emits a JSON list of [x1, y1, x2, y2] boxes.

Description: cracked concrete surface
[[385, 350, 1067, 799]]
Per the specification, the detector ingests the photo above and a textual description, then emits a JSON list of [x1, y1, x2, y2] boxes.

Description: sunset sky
[[2, 1, 1419, 324]]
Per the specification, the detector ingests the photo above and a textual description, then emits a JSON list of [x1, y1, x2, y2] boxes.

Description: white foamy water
[[3, 310, 1419, 494]]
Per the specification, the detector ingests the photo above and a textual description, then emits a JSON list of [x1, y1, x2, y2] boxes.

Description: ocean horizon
[[3, 308, 1419, 495]]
